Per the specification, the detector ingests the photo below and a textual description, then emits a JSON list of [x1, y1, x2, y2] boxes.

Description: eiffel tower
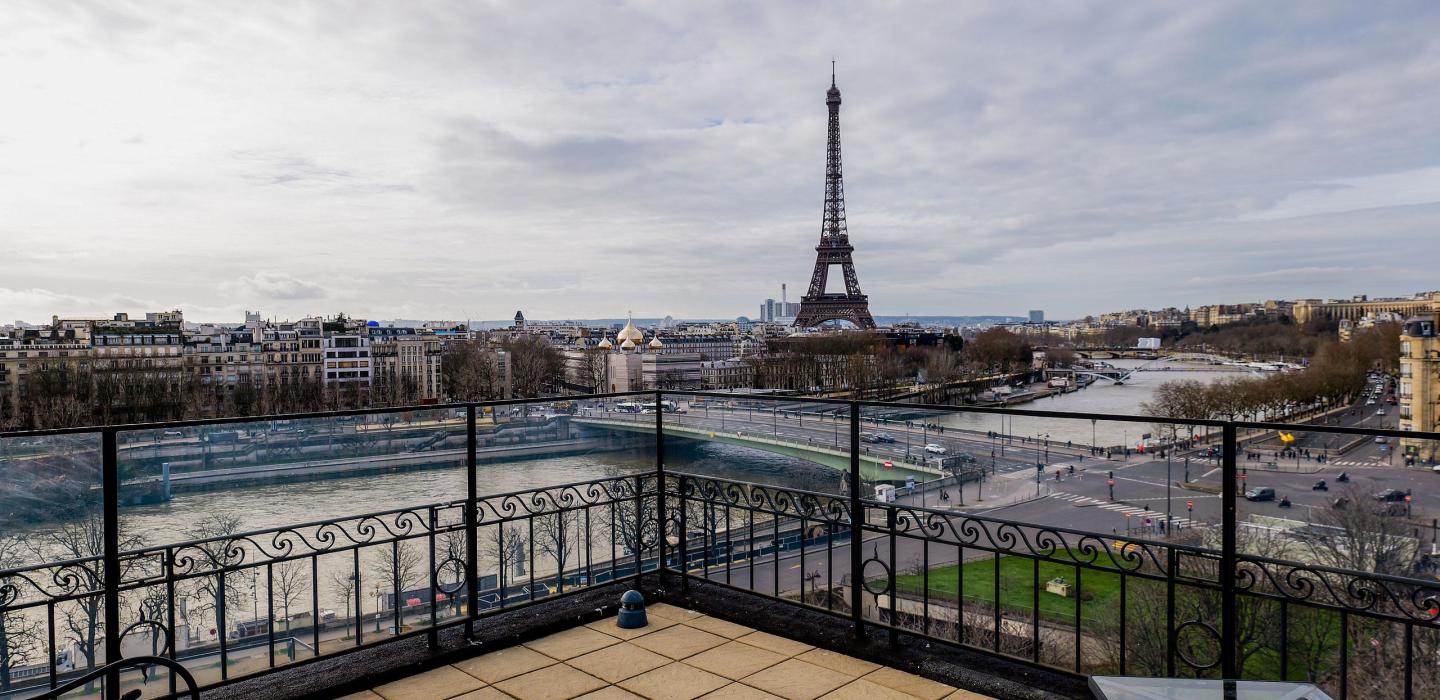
[[792, 65, 877, 330]]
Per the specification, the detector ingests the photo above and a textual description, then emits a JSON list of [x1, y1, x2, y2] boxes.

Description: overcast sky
[[4, 2, 1440, 324]]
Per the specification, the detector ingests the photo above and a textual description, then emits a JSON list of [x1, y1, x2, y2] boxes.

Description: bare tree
[[481, 525, 528, 583], [442, 337, 502, 401], [327, 569, 357, 629], [533, 510, 581, 583], [27, 510, 145, 676], [370, 541, 425, 617], [505, 336, 563, 398], [1306, 486, 1421, 575], [177, 514, 248, 642], [270, 559, 309, 659], [0, 537, 43, 692]]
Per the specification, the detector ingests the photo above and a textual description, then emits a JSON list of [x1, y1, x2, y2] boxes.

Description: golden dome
[[617, 313, 643, 343], [620, 338, 637, 351], [648, 335, 664, 349], [597, 337, 612, 349]]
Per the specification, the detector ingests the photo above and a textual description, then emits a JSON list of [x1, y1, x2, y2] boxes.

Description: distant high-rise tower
[[793, 66, 876, 330], [1029, 310, 1044, 324]]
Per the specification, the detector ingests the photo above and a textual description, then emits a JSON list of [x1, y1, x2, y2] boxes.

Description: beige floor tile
[[576, 688, 647, 700], [682, 616, 754, 639], [567, 642, 673, 683], [739, 659, 852, 700], [454, 646, 558, 684], [587, 615, 679, 640], [700, 683, 785, 700], [942, 691, 994, 699], [732, 632, 813, 658], [618, 662, 730, 700], [452, 689, 516, 700], [792, 650, 879, 678], [341, 692, 386, 700], [629, 624, 728, 660], [819, 678, 919, 700], [373, 665, 487, 700], [861, 668, 955, 700], [526, 627, 624, 660], [646, 603, 704, 621], [495, 664, 608, 700], [683, 641, 787, 680]]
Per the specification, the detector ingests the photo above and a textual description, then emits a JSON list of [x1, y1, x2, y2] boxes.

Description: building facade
[[371, 331, 444, 401], [1294, 294, 1439, 325], [323, 335, 372, 387], [1399, 315, 1439, 464]]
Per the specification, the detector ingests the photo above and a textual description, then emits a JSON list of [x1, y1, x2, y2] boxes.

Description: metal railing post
[[102, 428, 121, 700], [848, 401, 864, 639], [655, 391, 667, 580], [1221, 422, 1238, 679], [465, 405, 479, 639], [677, 474, 688, 589]]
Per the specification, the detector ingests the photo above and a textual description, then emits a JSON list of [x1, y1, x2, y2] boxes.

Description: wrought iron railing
[[2, 390, 1439, 699]]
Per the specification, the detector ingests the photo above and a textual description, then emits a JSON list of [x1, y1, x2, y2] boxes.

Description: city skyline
[[5, 3, 1440, 322]]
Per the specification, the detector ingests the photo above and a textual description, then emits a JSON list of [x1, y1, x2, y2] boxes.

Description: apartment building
[[1399, 315, 1439, 464], [370, 329, 444, 401], [1294, 293, 1439, 325], [323, 335, 372, 386]]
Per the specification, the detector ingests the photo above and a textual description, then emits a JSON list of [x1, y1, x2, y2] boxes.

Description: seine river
[[934, 359, 1255, 448]]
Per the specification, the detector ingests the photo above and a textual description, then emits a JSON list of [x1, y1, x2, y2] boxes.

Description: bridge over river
[[573, 415, 942, 481]]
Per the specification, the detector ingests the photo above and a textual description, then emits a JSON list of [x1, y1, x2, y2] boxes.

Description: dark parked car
[[1374, 489, 1408, 502], [1245, 487, 1276, 502]]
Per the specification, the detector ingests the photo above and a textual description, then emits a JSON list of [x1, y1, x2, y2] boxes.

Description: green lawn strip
[[890, 553, 1123, 625]]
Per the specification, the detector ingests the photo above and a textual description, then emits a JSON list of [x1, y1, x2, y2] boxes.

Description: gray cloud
[[2, 1, 1439, 323], [220, 273, 328, 301]]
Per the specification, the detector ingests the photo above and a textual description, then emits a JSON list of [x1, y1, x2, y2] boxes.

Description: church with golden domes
[[565, 313, 701, 392]]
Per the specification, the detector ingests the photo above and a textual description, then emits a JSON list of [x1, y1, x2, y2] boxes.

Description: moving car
[[1374, 489, 1408, 502], [1244, 486, 1276, 502], [924, 443, 947, 455], [874, 433, 897, 444]]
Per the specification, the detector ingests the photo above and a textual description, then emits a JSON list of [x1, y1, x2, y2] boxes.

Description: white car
[[1366, 399, 1377, 406], [924, 443, 947, 455]]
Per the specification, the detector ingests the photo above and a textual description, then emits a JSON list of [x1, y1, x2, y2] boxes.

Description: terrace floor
[[339, 603, 994, 700]]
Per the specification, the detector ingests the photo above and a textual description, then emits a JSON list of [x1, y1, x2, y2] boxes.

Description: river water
[[935, 359, 1254, 447]]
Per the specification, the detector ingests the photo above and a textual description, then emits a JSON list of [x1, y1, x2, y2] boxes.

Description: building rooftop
[[345, 604, 990, 700]]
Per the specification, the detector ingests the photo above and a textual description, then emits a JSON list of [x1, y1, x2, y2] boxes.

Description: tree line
[[1142, 324, 1399, 425], [3, 334, 568, 431]]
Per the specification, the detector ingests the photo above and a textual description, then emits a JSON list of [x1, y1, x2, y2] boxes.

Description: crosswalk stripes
[[1326, 459, 1388, 467], [1046, 492, 1204, 529]]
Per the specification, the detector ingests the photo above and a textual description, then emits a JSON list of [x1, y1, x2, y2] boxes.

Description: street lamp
[[373, 586, 383, 632]]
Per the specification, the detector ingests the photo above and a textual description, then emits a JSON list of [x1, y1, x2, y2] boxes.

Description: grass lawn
[[889, 554, 1124, 625]]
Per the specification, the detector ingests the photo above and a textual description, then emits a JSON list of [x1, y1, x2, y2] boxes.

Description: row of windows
[[94, 334, 182, 346]]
